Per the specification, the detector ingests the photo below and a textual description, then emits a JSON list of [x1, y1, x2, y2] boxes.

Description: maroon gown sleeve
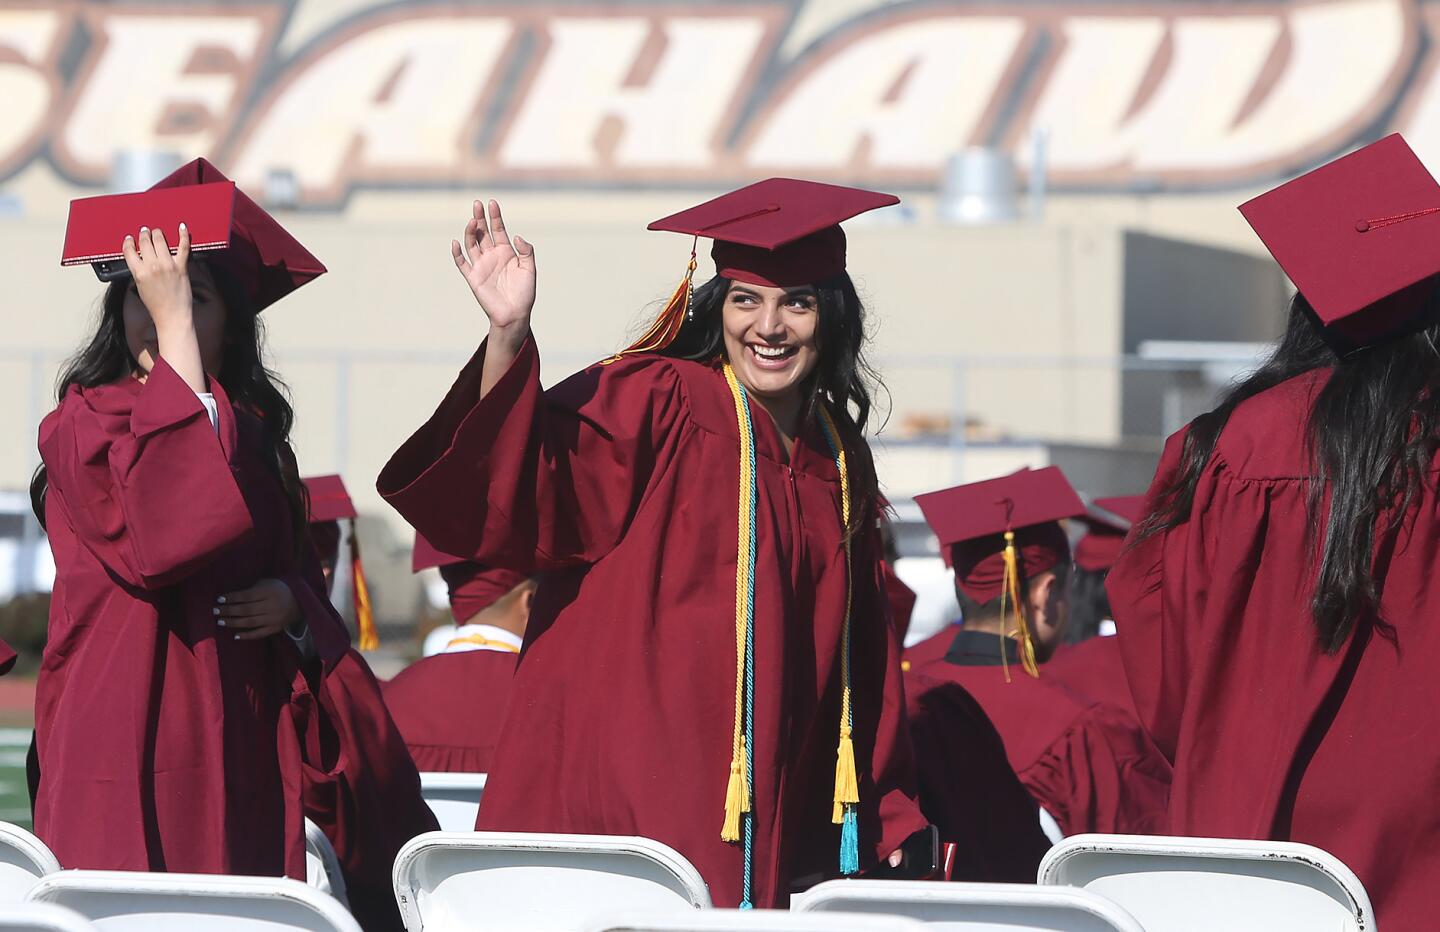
[[855, 524, 928, 864], [38, 360, 252, 590], [377, 338, 689, 571], [1021, 701, 1172, 836], [1107, 425, 1201, 764]]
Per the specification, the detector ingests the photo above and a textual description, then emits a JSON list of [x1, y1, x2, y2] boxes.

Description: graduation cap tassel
[[819, 407, 862, 876], [350, 520, 380, 651], [607, 238, 698, 362], [999, 530, 1039, 680]]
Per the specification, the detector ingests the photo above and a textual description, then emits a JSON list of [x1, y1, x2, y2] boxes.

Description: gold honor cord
[[720, 362, 754, 845], [444, 634, 521, 654]]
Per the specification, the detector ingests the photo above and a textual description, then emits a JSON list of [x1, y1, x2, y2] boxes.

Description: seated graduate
[[383, 533, 536, 773], [907, 467, 1171, 839], [1044, 495, 1144, 717], [377, 182, 928, 907], [300, 474, 439, 932]]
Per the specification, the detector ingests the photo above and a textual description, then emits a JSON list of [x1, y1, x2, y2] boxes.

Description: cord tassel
[[721, 738, 750, 843], [350, 520, 379, 651], [839, 806, 860, 876], [832, 724, 859, 823]]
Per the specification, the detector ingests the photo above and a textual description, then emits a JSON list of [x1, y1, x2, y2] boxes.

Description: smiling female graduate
[[1109, 134, 1440, 931], [34, 159, 353, 881], [378, 181, 929, 907]]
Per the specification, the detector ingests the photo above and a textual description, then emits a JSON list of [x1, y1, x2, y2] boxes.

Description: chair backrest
[[791, 879, 1146, 931], [0, 822, 61, 903], [392, 831, 712, 931], [418, 772, 487, 833], [26, 870, 363, 932], [0, 903, 99, 932], [1038, 834, 1374, 932], [305, 818, 349, 907], [583, 910, 930, 931]]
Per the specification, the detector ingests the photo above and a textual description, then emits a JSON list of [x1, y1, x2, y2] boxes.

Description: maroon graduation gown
[[303, 649, 438, 932], [35, 361, 350, 878], [1108, 368, 1440, 932], [1044, 636, 1138, 717], [378, 339, 926, 908], [383, 649, 517, 773], [916, 630, 1170, 838], [903, 623, 961, 671], [903, 668, 1052, 882]]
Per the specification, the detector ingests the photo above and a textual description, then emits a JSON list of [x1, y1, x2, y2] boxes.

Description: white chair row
[[0, 817, 1375, 932]]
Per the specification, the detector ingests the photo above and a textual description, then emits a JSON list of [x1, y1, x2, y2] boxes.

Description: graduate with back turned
[[378, 183, 929, 906], [301, 475, 437, 932], [1109, 135, 1440, 930], [906, 468, 1171, 840], [383, 534, 535, 773]]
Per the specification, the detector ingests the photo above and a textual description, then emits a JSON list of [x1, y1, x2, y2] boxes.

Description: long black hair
[[1133, 291, 1440, 651], [659, 272, 886, 531], [30, 261, 309, 557]]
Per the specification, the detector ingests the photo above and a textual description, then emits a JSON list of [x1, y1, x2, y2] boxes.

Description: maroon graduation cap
[[916, 465, 1086, 597], [412, 532, 529, 624], [915, 466, 1084, 679], [1075, 494, 1145, 573], [61, 158, 325, 314], [301, 474, 378, 650], [616, 179, 898, 356], [1239, 134, 1440, 343]]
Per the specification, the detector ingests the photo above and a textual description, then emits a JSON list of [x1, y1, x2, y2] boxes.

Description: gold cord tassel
[[350, 520, 380, 651], [831, 722, 860, 823], [998, 530, 1039, 680], [722, 736, 751, 842], [607, 238, 698, 362]]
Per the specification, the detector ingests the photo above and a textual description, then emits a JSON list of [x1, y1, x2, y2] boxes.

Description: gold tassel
[[831, 723, 859, 824], [998, 530, 1039, 680], [722, 737, 750, 842], [350, 520, 380, 651], [606, 239, 697, 363]]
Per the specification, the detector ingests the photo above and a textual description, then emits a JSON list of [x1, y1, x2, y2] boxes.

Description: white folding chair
[[25, 870, 362, 931], [791, 880, 1145, 931], [305, 817, 349, 907], [1038, 834, 1373, 932], [418, 772, 487, 833], [584, 910, 929, 931], [0, 822, 61, 903], [0, 903, 98, 931], [392, 831, 712, 931]]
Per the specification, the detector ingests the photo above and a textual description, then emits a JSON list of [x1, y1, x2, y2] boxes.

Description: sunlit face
[[721, 281, 821, 403], [122, 262, 228, 378]]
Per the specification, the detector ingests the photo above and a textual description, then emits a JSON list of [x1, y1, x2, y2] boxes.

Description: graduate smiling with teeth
[[722, 281, 820, 442]]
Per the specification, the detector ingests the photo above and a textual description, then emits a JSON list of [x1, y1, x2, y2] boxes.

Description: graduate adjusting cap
[[412, 532, 529, 625], [614, 179, 898, 357], [1074, 494, 1145, 573], [1239, 134, 1440, 343], [302, 474, 379, 651], [915, 466, 1085, 680], [61, 158, 325, 314]]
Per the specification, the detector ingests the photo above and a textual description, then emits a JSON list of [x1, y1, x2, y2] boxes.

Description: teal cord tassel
[[839, 806, 860, 875]]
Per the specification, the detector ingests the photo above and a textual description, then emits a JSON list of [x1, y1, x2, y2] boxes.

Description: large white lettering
[[745, 15, 1028, 170], [499, 16, 768, 169], [232, 16, 512, 194], [59, 13, 267, 178], [0, 9, 65, 172]]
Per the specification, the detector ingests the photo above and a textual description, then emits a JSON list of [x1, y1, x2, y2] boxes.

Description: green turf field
[[0, 729, 31, 829]]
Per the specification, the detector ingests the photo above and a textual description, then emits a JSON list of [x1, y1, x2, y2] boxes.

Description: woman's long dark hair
[[30, 261, 309, 558], [659, 272, 886, 532], [1134, 292, 1440, 651]]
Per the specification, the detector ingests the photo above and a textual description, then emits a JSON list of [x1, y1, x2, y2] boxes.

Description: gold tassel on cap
[[350, 520, 380, 651], [607, 238, 698, 362], [998, 530, 1039, 682]]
